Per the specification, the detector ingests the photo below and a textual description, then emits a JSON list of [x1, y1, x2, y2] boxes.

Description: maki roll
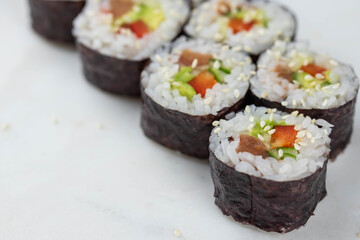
[[73, 0, 189, 95], [249, 41, 359, 159], [28, 0, 85, 43], [141, 38, 255, 158], [209, 105, 331, 233], [185, 0, 297, 61]]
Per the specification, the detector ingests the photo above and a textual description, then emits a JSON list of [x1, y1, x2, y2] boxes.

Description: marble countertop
[[1, 0, 360, 239]]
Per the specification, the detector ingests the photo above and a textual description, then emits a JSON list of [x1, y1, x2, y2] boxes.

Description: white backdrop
[[0, 0, 359, 239]]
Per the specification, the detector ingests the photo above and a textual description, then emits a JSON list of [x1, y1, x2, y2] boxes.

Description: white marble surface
[[1, 0, 360, 239]]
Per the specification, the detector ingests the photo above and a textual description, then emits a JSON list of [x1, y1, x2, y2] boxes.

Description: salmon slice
[[237, 134, 269, 158], [178, 49, 213, 67], [274, 64, 293, 81], [109, 0, 134, 19]]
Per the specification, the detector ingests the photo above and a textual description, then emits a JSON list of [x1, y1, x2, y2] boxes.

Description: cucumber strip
[[267, 149, 280, 159], [220, 66, 231, 74], [209, 68, 226, 83]]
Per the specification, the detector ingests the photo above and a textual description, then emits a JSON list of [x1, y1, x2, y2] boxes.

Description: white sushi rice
[[141, 38, 255, 116], [185, 0, 296, 55], [73, 0, 189, 60], [251, 41, 359, 109], [209, 105, 332, 181]]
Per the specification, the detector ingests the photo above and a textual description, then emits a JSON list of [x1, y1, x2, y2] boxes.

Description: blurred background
[[0, 0, 359, 239]]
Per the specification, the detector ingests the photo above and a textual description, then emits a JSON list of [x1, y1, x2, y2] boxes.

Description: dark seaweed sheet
[[247, 90, 357, 160], [28, 0, 85, 43], [77, 44, 147, 96], [209, 150, 328, 233], [141, 86, 247, 159]]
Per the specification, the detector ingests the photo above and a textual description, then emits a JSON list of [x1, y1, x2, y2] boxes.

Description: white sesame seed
[[204, 97, 212, 104], [269, 113, 274, 121], [268, 129, 276, 135], [244, 46, 252, 52], [247, 124, 255, 131], [298, 114, 304, 118], [214, 127, 221, 133], [315, 73, 325, 80], [245, 106, 251, 113], [311, 137, 315, 144], [297, 131, 306, 138], [282, 114, 291, 119], [288, 61, 296, 68], [333, 83, 340, 89], [301, 98, 306, 107], [191, 58, 198, 68], [232, 46, 242, 52], [271, 108, 277, 113], [324, 129, 328, 135], [250, 70, 256, 75], [135, 40, 141, 50], [278, 149, 284, 157], [294, 143, 301, 150], [304, 74, 313, 81], [310, 81, 317, 87], [258, 134, 264, 141], [249, 116, 255, 122], [221, 45, 229, 51], [322, 99, 328, 107], [222, 88, 231, 93], [155, 54, 162, 62], [294, 124, 302, 131], [212, 121, 220, 127], [291, 111, 299, 117], [306, 132, 313, 139], [174, 229, 181, 238], [281, 101, 288, 106], [261, 92, 268, 98], [260, 121, 266, 128], [234, 89, 240, 98], [172, 82, 180, 87], [264, 126, 271, 131], [213, 60, 221, 69], [330, 60, 338, 66], [238, 61, 245, 67], [257, 64, 267, 69], [292, 99, 297, 107]]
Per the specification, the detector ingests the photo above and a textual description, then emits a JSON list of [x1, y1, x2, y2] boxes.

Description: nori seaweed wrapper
[[247, 90, 357, 160], [141, 86, 247, 159], [209, 150, 328, 233], [29, 0, 85, 43], [77, 43, 147, 96]]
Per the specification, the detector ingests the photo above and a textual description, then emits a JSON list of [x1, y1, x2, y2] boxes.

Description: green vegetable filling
[[172, 59, 232, 100], [268, 147, 298, 160]]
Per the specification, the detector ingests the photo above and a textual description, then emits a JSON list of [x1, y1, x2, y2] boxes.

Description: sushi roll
[[73, 0, 189, 95], [249, 41, 359, 160], [28, 0, 85, 43], [209, 105, 331, 233], [185, 0, 297, 61], [141, 38, 255, 158]]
